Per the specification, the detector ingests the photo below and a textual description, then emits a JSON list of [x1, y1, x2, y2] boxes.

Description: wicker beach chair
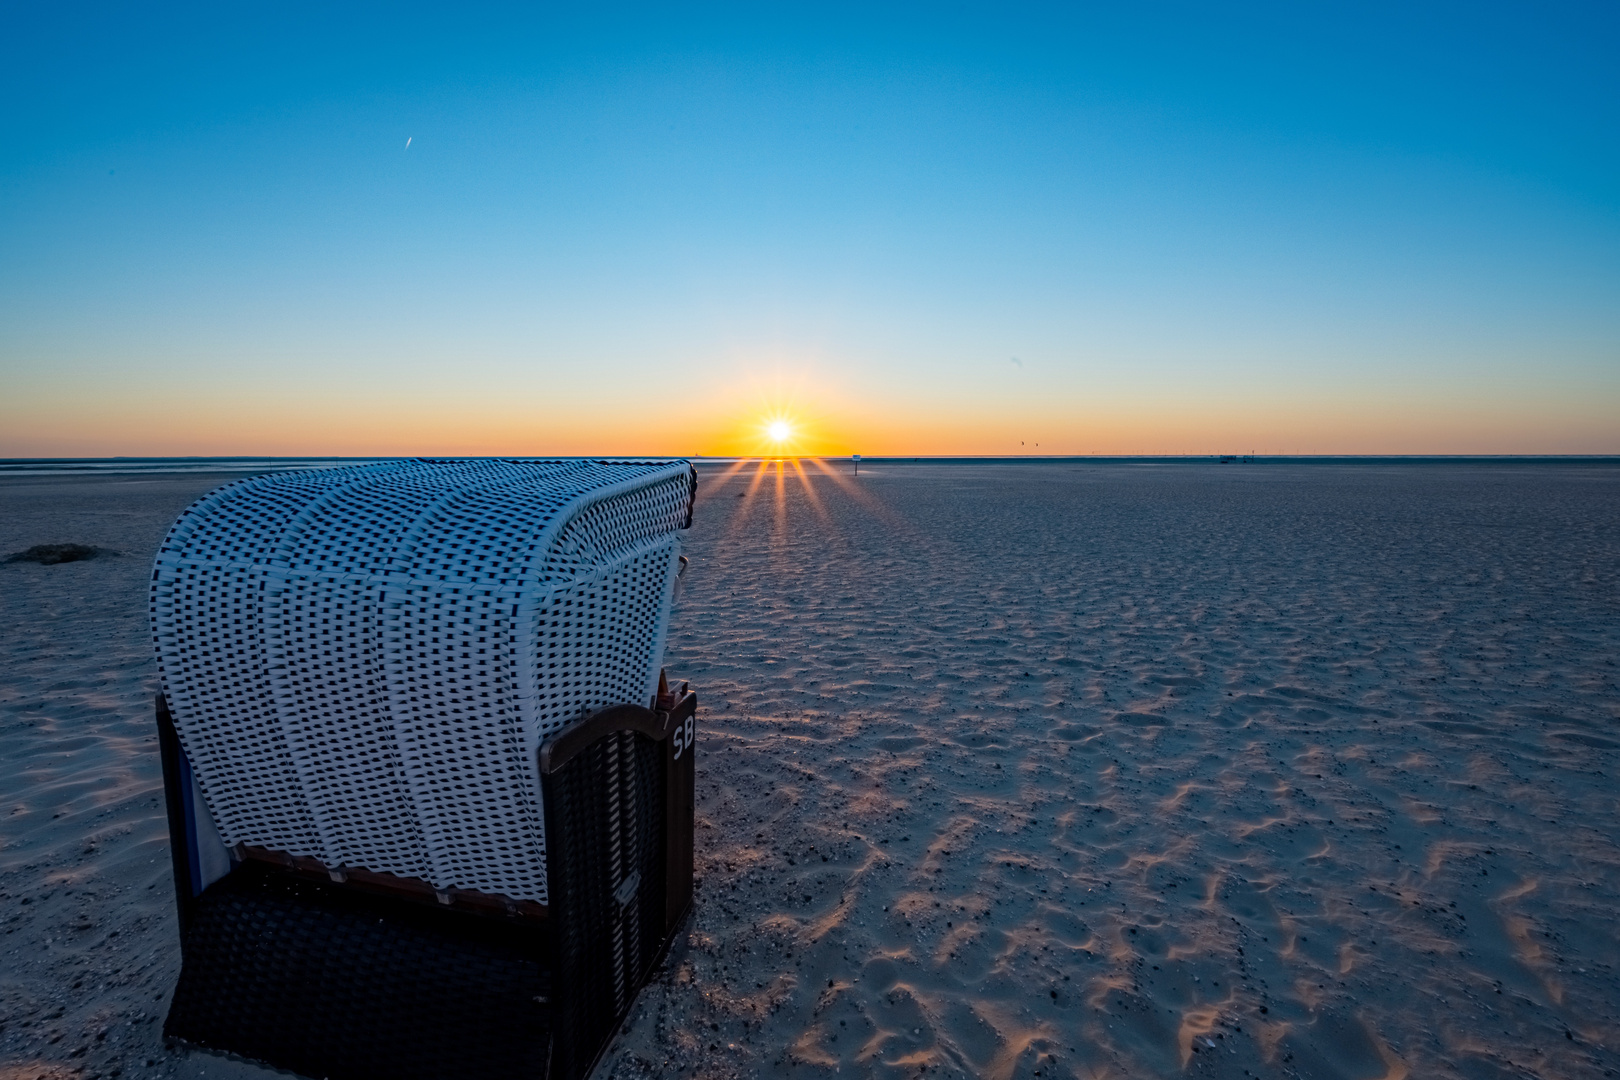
[[149, 459, 699, 1080]]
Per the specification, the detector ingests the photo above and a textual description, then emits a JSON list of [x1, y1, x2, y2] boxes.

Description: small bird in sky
[[405, 137, 412, 149]]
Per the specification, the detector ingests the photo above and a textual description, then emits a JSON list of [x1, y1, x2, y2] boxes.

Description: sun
[[707, 396, 834, 457]]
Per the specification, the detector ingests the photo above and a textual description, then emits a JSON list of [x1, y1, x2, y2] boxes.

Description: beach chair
[[149, 459, 699, 1080]]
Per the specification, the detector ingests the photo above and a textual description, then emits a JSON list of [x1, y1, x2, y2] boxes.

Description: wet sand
[[2, 463, 1617, 1079]]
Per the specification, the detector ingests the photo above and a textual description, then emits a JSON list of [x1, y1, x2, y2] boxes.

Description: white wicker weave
[[150, 459, 694, 904]]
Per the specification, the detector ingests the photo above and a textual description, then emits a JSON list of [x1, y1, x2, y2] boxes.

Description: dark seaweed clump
[[5, 543, 105, 565]]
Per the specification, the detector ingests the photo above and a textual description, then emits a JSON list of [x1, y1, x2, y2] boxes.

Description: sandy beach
[[2, 461, 1617, 1080]]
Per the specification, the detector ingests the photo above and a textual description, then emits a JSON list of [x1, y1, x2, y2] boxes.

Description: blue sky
[[2, 2, 1616, 455]]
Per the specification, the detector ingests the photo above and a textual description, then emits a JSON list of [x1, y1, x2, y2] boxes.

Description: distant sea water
[[1, 455, 1616, 477], [0, 457, 388, 477]]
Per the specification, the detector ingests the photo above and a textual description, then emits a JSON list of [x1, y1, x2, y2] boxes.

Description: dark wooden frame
[[540, 688, 696, 936]]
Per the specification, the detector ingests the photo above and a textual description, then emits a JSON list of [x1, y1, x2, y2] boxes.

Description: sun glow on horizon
[[700, 375, 852, 458]]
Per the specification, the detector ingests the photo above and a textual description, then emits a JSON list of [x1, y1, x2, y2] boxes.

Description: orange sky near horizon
[[3, 375, 1616, 458]]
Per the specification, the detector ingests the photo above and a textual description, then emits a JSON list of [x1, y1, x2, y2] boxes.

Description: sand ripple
[[611, 463, 1620, 1080], [3, 464, 1618, 1080]]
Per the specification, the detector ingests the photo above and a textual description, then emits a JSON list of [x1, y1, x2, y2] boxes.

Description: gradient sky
[[2, 2, 1616, 457]]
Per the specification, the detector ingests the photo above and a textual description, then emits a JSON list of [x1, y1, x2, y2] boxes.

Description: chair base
[[166, 861, 554, 1080]]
